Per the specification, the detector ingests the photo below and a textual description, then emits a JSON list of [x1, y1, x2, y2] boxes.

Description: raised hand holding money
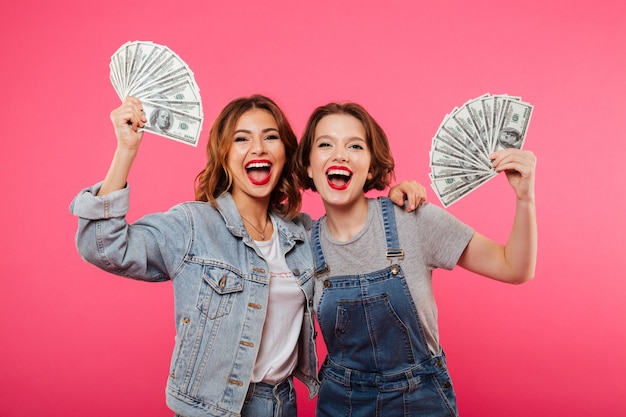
[[109, 41, 204, 146], [490, 148, 537, 202], [429, 93, 533, 207], [111, 96, 146, 151]]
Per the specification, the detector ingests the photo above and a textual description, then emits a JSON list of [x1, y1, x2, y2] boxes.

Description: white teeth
[[247, 162, 271, 169], [327, 169, 351, 177]]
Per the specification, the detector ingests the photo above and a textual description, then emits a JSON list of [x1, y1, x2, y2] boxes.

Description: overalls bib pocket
[[334, 291, 415, 370]]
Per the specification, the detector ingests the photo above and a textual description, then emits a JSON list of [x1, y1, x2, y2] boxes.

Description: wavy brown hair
[[294, 102, 395, 193], [195, 95, 302, 218]]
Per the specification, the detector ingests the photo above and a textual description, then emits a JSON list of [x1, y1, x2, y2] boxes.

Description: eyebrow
[[314, 135, 366, 142], [234, 127, 280, 134]]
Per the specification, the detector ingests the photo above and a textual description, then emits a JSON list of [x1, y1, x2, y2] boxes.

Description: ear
[[367, 171, 373, 180], [307, 166, 313, 179]]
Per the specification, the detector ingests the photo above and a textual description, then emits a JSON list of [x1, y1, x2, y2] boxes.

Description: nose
[[250, 136, 267, 155], [331, 147, 348, 162]]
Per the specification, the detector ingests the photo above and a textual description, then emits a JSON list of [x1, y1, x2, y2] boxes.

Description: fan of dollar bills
[[109, 41, 204, 146], [429, 93, 533, 207]]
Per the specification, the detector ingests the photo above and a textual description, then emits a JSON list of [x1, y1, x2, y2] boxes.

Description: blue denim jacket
[[70, 183, 320, 417]]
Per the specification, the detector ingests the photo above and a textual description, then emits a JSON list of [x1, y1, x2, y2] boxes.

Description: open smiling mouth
[[326, 166, 352, 190], [246, 161, 272, 185]]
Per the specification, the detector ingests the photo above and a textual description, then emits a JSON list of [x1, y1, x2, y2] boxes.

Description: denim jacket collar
[[215, 192, 306, 244]]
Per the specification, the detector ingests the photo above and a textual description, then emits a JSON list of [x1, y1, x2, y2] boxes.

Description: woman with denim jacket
[[294, 102, 537, 417], [70, 95, 422, 417], [71, 95, 319, 417]]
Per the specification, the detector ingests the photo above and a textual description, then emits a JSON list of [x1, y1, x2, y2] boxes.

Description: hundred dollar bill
[[439, 175, 494, 207], [431, 163, 490, 180], [464, 95, 492, 157], [434, 118, 488, 168], [126, 43, 164, 95], [130, 54, 193, 96], [491, 95, 520, 149], [126, 41, 158, 95], [431, 173, 494, 207], [110, 41, 131, 99], [431, 138, 489, 171], [143, 99, 203, 118], [142, 101, 203, 146], [452, 105, 491, 165], [493, 99, 532, 151], [126, 44, 170, 93], [439, 113, 491, 168], [111, 41, 158, 98], [480, 95, 495, 151], [141, 77, 201, 101], [132, 66, 191, 96], [430, 171, 495, 198]]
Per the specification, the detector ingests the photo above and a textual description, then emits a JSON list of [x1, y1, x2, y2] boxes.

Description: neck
[[231, 191, 271, 224], [323, 196, 369, 242], [231, 191, 273, 240]]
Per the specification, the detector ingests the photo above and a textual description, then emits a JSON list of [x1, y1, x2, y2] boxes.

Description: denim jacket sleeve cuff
[[69, 181, 130, 219]]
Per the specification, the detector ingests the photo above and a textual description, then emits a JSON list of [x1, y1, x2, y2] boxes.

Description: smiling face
[[306, 113, 372, 208], [227, 108, 286, 207]]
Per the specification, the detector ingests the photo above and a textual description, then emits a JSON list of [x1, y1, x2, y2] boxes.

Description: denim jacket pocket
[[197, 266, 244, 319]]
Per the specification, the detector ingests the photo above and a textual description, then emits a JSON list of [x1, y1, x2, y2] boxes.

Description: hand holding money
[[429, 93, 533, 207], [109, 41, 204, 146], [110, 96, 146, 151], [490, 148, 537, 202]]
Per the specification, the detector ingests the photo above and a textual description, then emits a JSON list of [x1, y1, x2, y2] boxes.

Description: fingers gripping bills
[[429, 93, 533, 207], [110, 41, 204, 146]]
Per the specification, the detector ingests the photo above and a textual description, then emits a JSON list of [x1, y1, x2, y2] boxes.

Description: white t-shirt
[[251, 224, 305, 384]]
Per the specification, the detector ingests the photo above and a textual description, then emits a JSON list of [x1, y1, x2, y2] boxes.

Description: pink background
[[2, 1, 625, 416]]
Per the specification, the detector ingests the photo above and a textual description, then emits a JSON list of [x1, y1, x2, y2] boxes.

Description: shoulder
[[176, 200, 218, 213], [292, 212, 315, 232], [172, 200, 224, 224], [393, 201, 450, 221], [393, 201, 473, 238]]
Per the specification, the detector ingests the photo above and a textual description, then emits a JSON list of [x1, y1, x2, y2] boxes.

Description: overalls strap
[[312, 218, 329, 277], [378, 197, 404, 263]]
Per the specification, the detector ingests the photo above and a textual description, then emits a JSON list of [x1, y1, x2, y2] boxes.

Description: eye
[[265, 134, 280, 141], [349, 143, 365, 150], [234, 136, 249, 142], [317, 141, 331, 148]]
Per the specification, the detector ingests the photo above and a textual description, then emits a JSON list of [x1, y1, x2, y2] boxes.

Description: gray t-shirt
[[314, 198, 474, 354]]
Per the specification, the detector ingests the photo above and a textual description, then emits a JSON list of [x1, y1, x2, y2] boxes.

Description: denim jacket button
[[323, 280, 331, 288], [228, 379, 244, 386], [293, 268, 300, 276]]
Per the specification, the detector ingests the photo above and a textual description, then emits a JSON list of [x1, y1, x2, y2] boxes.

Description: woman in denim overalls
[[294, 102, 537, 416]]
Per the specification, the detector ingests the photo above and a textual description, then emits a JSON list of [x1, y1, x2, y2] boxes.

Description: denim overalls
[[312, 198, 458, 417]]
